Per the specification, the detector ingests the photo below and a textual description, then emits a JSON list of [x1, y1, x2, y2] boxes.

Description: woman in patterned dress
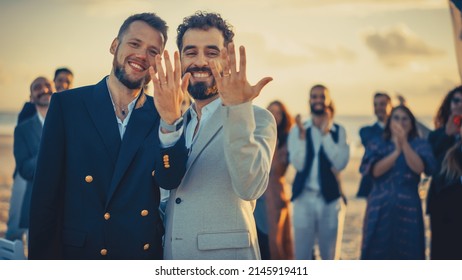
[[360, 105, 435, 259]]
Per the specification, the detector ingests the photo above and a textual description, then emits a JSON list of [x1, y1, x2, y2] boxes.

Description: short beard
[[310, 104, 326, 116], [188, 82, 219, 101], [33, 93, 51, 107], [114, 65, 145, 90]]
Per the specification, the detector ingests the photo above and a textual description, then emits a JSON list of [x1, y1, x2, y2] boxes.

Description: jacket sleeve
[[222, 102, 277, 201], [28, 95, 65, 259], [13, 125, 37, 181], [156, 132, 188, 190]]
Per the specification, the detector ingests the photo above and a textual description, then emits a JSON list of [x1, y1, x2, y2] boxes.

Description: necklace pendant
[[122, 109, 126, 116]]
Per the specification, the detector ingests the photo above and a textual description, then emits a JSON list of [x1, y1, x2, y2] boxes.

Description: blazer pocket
[[197, 230, 250, 251], [62, 229, 87, 248]]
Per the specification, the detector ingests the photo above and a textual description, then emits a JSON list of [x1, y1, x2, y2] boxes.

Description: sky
[[0, 0, 459, 117]]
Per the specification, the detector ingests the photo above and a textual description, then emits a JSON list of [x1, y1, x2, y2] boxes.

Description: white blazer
[[164, 101, 277, 260]]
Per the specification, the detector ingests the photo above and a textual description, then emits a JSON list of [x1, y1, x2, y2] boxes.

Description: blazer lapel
[[186, 105, 223, 171], [106, 93, 157, 207], [84, 77, 121, 164], [31, 115, 42, 140]]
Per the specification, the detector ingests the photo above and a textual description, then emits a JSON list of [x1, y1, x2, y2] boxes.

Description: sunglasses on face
[[452, 97, 462, 104]]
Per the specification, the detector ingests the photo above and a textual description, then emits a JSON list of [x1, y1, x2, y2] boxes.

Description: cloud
[[239, 32, 357, 67], [274, 0, 445, 9], [306, 45, 357, 63], [362, 24, 444, 67]]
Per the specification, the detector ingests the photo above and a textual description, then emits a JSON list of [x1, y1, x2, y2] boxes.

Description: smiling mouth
[[191, 71, 212, 78], [128, 61, 147, 72]]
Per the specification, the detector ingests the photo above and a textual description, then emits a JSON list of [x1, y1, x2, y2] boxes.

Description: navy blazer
[[356, 122, 383, 198], [13, 114, 42, 228], [28, 77, 187, 260]]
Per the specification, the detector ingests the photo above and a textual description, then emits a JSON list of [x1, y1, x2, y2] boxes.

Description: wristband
[[160, 117, 183, 132]]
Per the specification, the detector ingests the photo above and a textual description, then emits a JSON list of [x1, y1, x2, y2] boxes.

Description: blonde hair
[[440, 142, 462, 182]]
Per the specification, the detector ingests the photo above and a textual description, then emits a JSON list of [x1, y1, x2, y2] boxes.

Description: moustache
[[185, 66, 212, 75], [37, 91, 52, 98]]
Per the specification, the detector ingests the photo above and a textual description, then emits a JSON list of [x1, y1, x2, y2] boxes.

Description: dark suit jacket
[[17, 102, 37, 125], [28, 77, 187, 260], [426, 127, 458, 214], [357, 122, 383, 198], [13, 114, 42, 228]]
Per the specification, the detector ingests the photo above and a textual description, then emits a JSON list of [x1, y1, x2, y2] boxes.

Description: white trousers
[[292, 189, 345, 260], [5, 173, 27, 241]]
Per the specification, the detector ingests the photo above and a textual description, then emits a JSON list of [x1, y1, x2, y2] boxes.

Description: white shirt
[[106, 81, 137, 139], [159, 98, 222, 149], [288, 119, 350, 192], [37, 111, 45, 127], [185, 98, 221, 149]]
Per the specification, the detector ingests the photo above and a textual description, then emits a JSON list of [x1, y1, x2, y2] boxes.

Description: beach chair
[[0, 238, 26, 260]]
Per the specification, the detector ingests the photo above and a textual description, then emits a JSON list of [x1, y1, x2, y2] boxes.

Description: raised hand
[[390, 122, 406, 151], [320, 108, 333, 135], [446, 112, 461, 136], [210, 43, 273, 106], [150, 50, 191, 124], [295, 114, 306, 140]]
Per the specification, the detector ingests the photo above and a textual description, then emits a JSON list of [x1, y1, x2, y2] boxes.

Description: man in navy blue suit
[[28, 13, 189, 259], [356, 92, 392, 198]]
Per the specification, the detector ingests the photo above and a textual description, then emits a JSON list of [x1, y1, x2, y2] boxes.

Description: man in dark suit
[[28, 13, 188, 260], [12, 76, 54, 242], [356, 92, 392, 198]]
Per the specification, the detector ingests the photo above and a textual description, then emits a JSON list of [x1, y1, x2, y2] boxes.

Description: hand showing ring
[[210, 43, 273, 106]]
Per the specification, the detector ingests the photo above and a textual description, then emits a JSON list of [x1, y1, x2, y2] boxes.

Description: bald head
[[30, 76, 54, 107]]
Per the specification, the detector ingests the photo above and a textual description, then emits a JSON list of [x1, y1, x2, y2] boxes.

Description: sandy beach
[[0, 133, 429, 259], [0, 134, 14, 238]]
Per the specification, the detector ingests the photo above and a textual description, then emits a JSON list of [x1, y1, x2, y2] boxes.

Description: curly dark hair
[[117, 13, 168, 47], [267, 100, 294, 148], [176, 11, 234, 51], [434, 85, 462, 129], [383, 105, 419, 141]]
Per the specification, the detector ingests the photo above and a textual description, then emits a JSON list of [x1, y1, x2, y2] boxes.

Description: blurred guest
[[429, 135, 462, 259], [53, 67, 74, 92], [5, 77, 56, 241], [396, 94, 431, 139], [12, 77, 54, 242], [288, 84, 349, 260], [17, 67, 74, 124], [427, 85, 462, 259], [360, 105, 435, 259], [357, 92, 392, 198], [254, 100, 294, 260]]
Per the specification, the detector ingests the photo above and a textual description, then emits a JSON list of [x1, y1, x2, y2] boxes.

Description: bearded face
[[184, 66, 219, 100], [113, 46, 151, 90], [310, 103, 326, 115]]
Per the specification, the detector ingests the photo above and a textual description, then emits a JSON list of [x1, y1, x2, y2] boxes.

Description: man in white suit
[[161, 11, 277, 259]]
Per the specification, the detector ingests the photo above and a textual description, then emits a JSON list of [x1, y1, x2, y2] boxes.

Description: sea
[[0, 111, 434, 159]]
